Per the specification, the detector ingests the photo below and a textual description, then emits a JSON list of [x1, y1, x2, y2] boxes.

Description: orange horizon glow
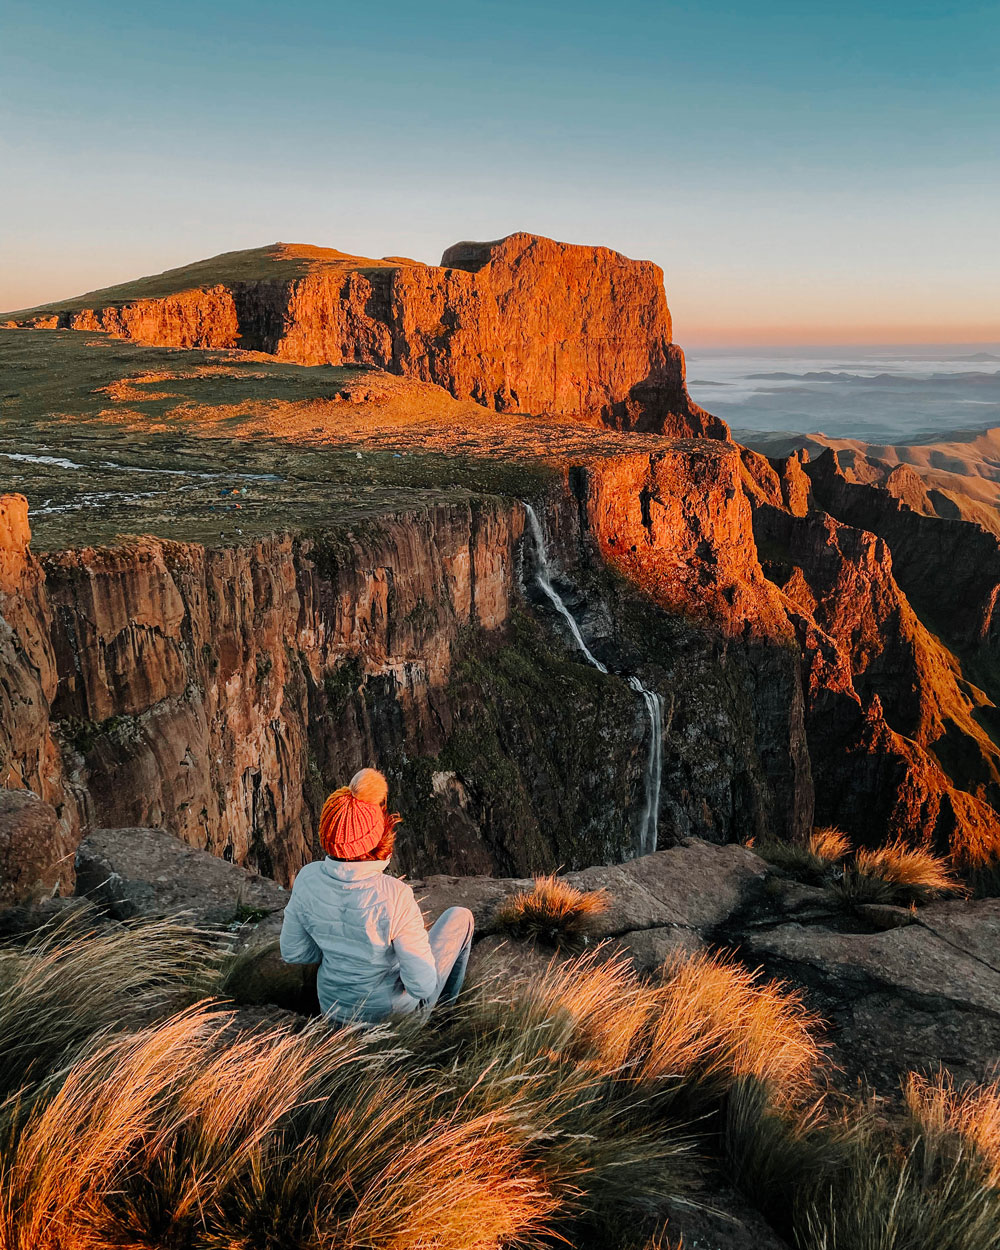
[[679, 324, 1000, 350]]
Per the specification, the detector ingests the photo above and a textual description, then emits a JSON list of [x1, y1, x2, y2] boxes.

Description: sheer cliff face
[[6, 418, 1000, 890], [0, 495, 76, 890], [38, 504, 522, 884], [10, 234, 726, 440]]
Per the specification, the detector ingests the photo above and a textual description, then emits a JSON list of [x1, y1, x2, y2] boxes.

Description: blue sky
[[2, 0, 997, 343]]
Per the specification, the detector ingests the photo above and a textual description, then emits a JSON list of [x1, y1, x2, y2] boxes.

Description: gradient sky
[[2, 0, 997, 345]]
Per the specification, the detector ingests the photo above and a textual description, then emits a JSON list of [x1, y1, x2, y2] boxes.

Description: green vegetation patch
[[393, 613, 639, 876], [0, 330, 555, 549]]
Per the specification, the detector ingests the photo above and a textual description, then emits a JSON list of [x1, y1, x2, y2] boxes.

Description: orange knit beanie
[[318, 769, 387, 859]]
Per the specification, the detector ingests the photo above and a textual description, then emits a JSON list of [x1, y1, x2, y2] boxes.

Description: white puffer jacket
[[279, 858, 438, 1023]]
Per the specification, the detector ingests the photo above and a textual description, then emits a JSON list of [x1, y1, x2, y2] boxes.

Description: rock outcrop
[[0, 494, 76, 874], [747, 900, 1000, 1088], [75, 824, 288, 924], [5, 236, 727, 440], [0, 789, 73, 904], [741, 451, 1000, 864]]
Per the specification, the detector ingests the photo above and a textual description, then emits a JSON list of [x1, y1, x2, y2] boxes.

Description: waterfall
[[522, 503, 662, 855]]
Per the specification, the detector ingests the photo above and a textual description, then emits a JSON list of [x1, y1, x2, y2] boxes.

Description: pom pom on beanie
[[350, 768, 388, 807]]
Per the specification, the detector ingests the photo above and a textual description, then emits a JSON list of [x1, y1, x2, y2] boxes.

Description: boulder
[[0, 789, 70, 905], [75, 825, 288, 926], [565, 838, 769, 938], [220, 940, 320, 1016], [411, 872, 533, 930]]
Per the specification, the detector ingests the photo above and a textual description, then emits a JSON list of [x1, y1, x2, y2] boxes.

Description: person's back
[[280, 769, 474, 1024]]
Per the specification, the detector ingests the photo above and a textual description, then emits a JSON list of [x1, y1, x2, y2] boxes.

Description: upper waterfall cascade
[[522, 503, 662, 855]]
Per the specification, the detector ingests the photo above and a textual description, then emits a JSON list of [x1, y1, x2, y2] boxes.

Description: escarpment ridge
[[3, 233, 725, 440]]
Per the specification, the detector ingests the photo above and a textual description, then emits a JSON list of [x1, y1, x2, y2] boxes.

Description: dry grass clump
[[761, 827, 965, 908], [810, 826, 852, 863], [493, 875, 609, 951], [757, 826, 850, 884], [799, 1072, 1000, 1250], [405, 949, 695, 1228], [830, 840, 964, 909], [853, 841, 964, 904], [723, 1076, 862, 1234], [641, 951, 823, 1099], [407, 945, 824, 1237], [426, 946, 820, 1099], [724, 1068, 1000, 1250], [0, 1007, 557, 1250], [0, 913, 213, 1098], [904, 1071, 1000, 1187]]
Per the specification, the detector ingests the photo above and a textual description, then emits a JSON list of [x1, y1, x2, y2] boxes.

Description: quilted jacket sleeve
[[279, 881, 322, 965], [390, 885, 438, 1001]]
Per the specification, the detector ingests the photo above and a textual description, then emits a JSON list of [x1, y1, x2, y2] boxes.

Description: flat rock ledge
[[745, 901, 1000, 1087]]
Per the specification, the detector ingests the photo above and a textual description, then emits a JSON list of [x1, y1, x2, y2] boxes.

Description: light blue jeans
[[423, 905, 475, 1010]]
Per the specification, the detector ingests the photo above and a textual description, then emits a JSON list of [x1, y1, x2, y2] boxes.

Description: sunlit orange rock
[[9, 235, 727, 439]]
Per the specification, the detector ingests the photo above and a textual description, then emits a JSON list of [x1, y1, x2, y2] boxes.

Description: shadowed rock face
[[0, 495, 75, 849], [40, 503, 525, 884], [743, 451, 1000, 864], [5, 234, 726, 440]]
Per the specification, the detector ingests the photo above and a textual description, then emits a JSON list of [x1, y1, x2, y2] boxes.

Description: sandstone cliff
[[5, 235, 726, 440]]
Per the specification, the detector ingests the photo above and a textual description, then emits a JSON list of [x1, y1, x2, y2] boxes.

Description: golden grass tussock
[[854, 840, 964, 903], [0, 1005, 559, 1250], [905, 1071, 1000, 1187], [0, 1008, 218, 1250], [641, 951, 823, 1096], [760, 827, 967, 908], [493, 874, 609, 952], [723, 1076, 863, 1226], [413, 944, 823, 1105], [809, 826, 851, 863], [0, 913, 215, 1098], [0, 916, 996, 1250]]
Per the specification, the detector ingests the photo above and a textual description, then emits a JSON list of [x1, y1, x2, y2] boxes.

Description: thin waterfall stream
[[522, 503, 662, 855]]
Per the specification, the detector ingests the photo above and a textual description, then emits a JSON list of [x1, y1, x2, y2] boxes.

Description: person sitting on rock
[[279, 767, 474, 1024]]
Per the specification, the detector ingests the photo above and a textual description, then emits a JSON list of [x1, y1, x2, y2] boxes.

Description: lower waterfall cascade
[[521, 503, 662, 855]]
